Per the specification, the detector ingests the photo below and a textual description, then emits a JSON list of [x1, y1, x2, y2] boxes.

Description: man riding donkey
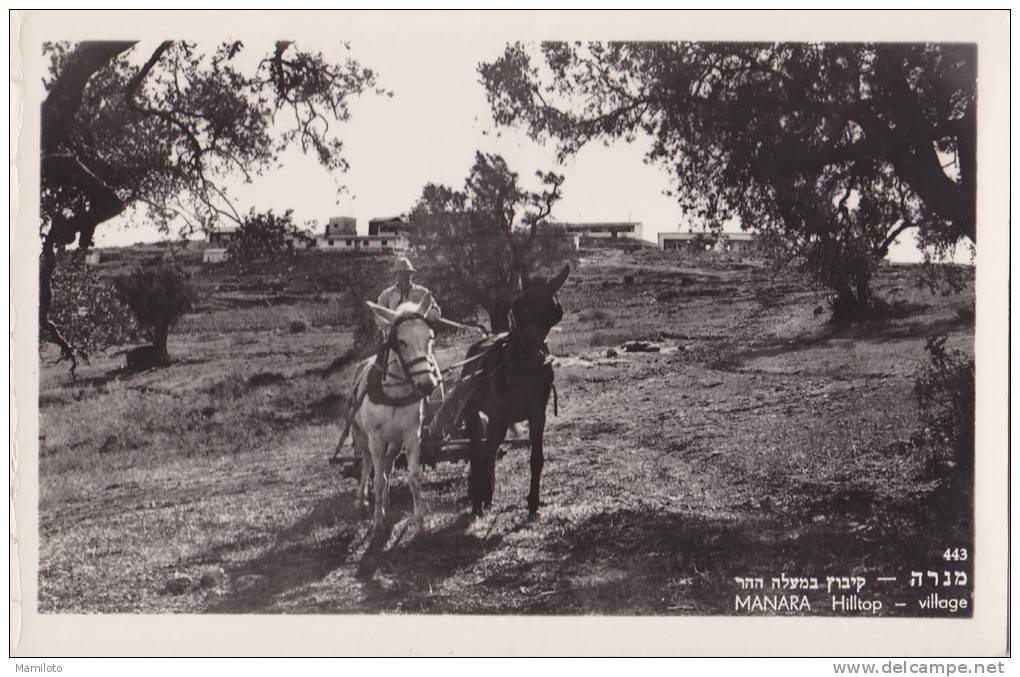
[[329, 256, 446, 468], [375, 256, 441, 333], [376, 255, 445, 416]]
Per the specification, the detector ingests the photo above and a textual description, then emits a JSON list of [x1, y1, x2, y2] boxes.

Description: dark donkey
[[460, 264, 570, 517]]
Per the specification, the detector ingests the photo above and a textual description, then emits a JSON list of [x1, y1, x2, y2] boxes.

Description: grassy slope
[[38, 249, 974, 615]]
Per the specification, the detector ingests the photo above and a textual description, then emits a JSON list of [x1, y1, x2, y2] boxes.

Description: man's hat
[[392, 256, 415, 273]]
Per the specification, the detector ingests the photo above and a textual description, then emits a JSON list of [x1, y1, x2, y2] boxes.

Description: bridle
[[506, 296, 563, 371], [379, 312, 438, 399]]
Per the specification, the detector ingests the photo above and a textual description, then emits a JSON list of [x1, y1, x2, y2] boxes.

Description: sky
[[93, 38, 963, 264]]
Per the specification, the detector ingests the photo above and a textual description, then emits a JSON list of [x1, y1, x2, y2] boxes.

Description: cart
[[329, 329, 525, 479]]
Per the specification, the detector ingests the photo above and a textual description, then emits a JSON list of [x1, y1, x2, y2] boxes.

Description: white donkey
[[337, 296, 441, 539]]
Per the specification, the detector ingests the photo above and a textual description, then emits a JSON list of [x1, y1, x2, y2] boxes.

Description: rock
[[199, 566, 226, 589], [99, 434, 120, 454], [605, 348, 618, 358], [622, 341, 660, 353], [247, 371, 286, 388], [166, 574, 193, 595], [655, 289, 679, 302], [233, 574, 266, 593], [126, 345, 167, 372]]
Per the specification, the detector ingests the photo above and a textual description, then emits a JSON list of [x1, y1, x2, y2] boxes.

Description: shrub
[[43, 254, 135, 357], [913, 335, 974, 475], [227, 209, 301, 262], [289, 320, 308, 334], [114, 264, 197, 363]]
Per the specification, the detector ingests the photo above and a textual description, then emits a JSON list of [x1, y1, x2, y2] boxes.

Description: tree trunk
[[152, 321, 171, 362], [42, 42, 136, 155]]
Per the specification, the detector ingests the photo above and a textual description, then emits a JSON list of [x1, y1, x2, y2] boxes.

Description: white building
[[203, 248, 230, 263], [554, 222, 643, 240], [315, 232, 408, 253], [720, 232, 756, 253], [325, 216, 357, 237], [309, 215, 411, 253], [206, 225, 239, 246], [658, 231, 757, 253], [368, 215, 414, 237]]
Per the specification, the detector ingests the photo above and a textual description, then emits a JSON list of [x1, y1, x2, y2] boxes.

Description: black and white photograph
[[10, 9, 1009, 657]]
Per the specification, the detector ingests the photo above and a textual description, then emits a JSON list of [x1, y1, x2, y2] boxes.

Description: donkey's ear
[[416, 291, 433, 316], [366, 301, 398, 325], [548, 264, 570, 293]]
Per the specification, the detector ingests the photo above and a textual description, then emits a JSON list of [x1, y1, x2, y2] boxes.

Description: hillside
[[37, 248, 974, 615]]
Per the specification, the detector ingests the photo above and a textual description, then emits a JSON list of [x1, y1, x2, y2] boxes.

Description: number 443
[[943, 547, 969, 562]]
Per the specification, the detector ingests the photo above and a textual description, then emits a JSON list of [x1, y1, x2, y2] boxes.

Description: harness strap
[[438, 335, 509, 376], [329, 370, 367, 463], [366, 354, 430, 407]]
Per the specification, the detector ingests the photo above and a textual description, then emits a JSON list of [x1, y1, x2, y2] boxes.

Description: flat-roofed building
[[658, 230, 757, 253], [720, 232, 756, 253], [207, 225, 239, 246], [203, 248, 230, 263], [325, 216, 357, 237], [368, 215, 414, 237], [315, 232, 408, 253], [554, 222, 643, 240]]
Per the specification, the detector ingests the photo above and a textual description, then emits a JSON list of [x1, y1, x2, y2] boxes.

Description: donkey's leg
[[353, 424, 371, 515], [465, 406, 484, 516], [369, 437, 391, 538], [403, 428, 426, 534], [380, 442, 402, 530], [483, 418, 511, 509], [526, 410, 547, 517]]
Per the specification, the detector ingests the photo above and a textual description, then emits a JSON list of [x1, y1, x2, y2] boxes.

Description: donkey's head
[[369, 295, 440, 396], [510, 264, 570, 353]]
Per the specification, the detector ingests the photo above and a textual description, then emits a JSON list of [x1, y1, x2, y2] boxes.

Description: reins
[[369, 312, 438, 405], [328, 314, 437, 464]]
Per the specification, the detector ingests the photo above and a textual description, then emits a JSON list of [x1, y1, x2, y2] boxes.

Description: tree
[[42, 254, 136, 357], [40, 40, 382, 369], [479, 42, 976, 313], [227, 208, 298, 262], [114, 265, 196, 363], [409, 152, 575, 332]]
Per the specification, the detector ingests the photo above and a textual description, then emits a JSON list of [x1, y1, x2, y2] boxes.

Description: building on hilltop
[[206, 225, 239, 246], [203, 248, 230, 263], [658, 230, 757, 254], [720, 232, 756, 253], [552, 221, 643, 240], [325, 216, 357, 237], [313, 215, 409, 254], [368, 215, 415, 238]]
